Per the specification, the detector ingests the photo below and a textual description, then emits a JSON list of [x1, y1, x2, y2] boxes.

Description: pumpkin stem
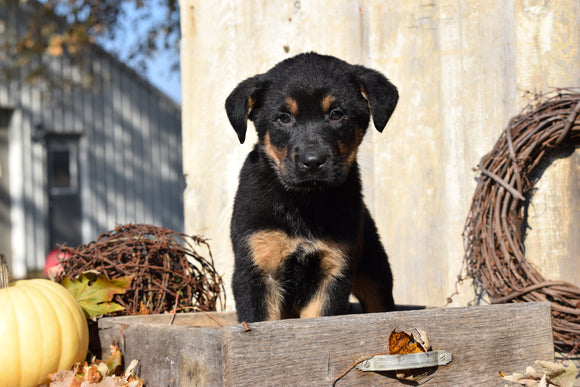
[[0, 254, 8, 289]]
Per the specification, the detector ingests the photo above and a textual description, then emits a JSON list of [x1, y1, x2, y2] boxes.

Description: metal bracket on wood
[[356, 350, 452, 372]]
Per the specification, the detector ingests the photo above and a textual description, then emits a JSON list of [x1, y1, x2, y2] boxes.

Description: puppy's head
[[225, 52, 398, 190]]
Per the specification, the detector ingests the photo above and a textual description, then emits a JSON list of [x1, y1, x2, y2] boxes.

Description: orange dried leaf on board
[[388, 328, 432, 382], [389, 330, 420, 355], [388, 328, 430, 355]]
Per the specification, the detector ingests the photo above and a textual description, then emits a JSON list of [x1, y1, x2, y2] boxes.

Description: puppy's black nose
[[298, 152, 327, 170]]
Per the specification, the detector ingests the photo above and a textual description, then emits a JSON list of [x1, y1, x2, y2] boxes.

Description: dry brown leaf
[[501, 360, 577, 387], [389, 330, 421, 355], [388, 328, 432, 381], [388, 328, 431, 355], [86, 364, 103, 383], [48, 345, 144, 387], [106, 345, 123, 376]]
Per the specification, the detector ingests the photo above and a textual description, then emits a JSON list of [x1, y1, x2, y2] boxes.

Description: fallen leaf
[[62, 272, 134, 318], [388, 328, 431, 355], [106, 344, 123, 376], [410, 328, 430, 352], [124, 359, 139, 378], [500, 360, 578, 387], [86, 364, 103, 383], [47, 346, 144, 386], [388, 328, 432, 381], [389, 330, 420, 355], [537, 360, 577, 387]]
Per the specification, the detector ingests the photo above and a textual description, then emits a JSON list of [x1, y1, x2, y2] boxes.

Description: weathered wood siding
[[181, 0, 580, 309], [0, 3, 183, 277]]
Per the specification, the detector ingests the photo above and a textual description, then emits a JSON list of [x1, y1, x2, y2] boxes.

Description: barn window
[[50, 149, 71, 188], [47, 140, 78, 194]]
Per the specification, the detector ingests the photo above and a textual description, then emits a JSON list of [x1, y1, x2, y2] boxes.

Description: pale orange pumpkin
[[0, 256, 89, 386]]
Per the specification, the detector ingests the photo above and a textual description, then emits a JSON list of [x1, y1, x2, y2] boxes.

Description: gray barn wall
[[0, 3, 183, 277]]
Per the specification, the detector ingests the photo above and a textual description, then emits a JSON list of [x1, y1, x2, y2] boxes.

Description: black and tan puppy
[[226, 52, 398, 322]]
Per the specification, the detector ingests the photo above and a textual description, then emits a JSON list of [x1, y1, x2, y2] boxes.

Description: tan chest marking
[[247, 230, 349, 320]]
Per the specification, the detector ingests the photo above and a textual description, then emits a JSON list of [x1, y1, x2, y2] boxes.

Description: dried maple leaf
[[388, 328, 433, 381], [389, 330, 419, 354], [388, 328, 431, 355], [62, 272, 134, 318]]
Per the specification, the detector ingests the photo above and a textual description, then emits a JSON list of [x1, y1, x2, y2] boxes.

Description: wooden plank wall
[[181, 0, 580, 310], [0, 2, 184, 276]]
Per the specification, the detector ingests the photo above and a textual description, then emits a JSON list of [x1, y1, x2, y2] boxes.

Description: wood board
[[222, 302, 554, 386], [98, 311, 238, 386]]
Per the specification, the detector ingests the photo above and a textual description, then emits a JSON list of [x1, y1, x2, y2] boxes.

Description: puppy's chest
[[247, 229, 350, 280]]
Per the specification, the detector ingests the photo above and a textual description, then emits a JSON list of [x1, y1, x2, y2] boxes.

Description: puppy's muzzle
[[290, 143, 334, 185], [296, 148, 328, 172]]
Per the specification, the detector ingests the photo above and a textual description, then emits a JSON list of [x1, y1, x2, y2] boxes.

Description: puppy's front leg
[[234, 230, 295, 322], [299, 274, 352, 318], [232, 261, 285, 322]]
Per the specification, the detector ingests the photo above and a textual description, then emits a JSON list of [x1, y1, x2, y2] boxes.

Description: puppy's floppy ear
[[225, 75, 266, 144], [353, 66, 398, 132]]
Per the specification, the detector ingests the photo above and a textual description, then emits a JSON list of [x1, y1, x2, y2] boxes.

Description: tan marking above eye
[[285, 97, 299, 116], [321, 94, 335, 112]]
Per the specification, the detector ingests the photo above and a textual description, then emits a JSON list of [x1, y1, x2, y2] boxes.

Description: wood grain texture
[[181, 0, 580, 311], [222, 302, 554, 386], [98, 312, 238, 386]]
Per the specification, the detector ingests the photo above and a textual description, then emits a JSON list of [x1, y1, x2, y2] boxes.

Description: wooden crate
[[98, 303, 554, 386], [222, 302, 554, 386], [98, 311, 238, 386]]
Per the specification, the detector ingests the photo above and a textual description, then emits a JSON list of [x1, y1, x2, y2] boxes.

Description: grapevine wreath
[[459, 89, 580, 351]]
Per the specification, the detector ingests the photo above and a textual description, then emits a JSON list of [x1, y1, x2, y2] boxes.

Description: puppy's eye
[[329, 109, 344, 121], [278, 113, 292, 124]]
